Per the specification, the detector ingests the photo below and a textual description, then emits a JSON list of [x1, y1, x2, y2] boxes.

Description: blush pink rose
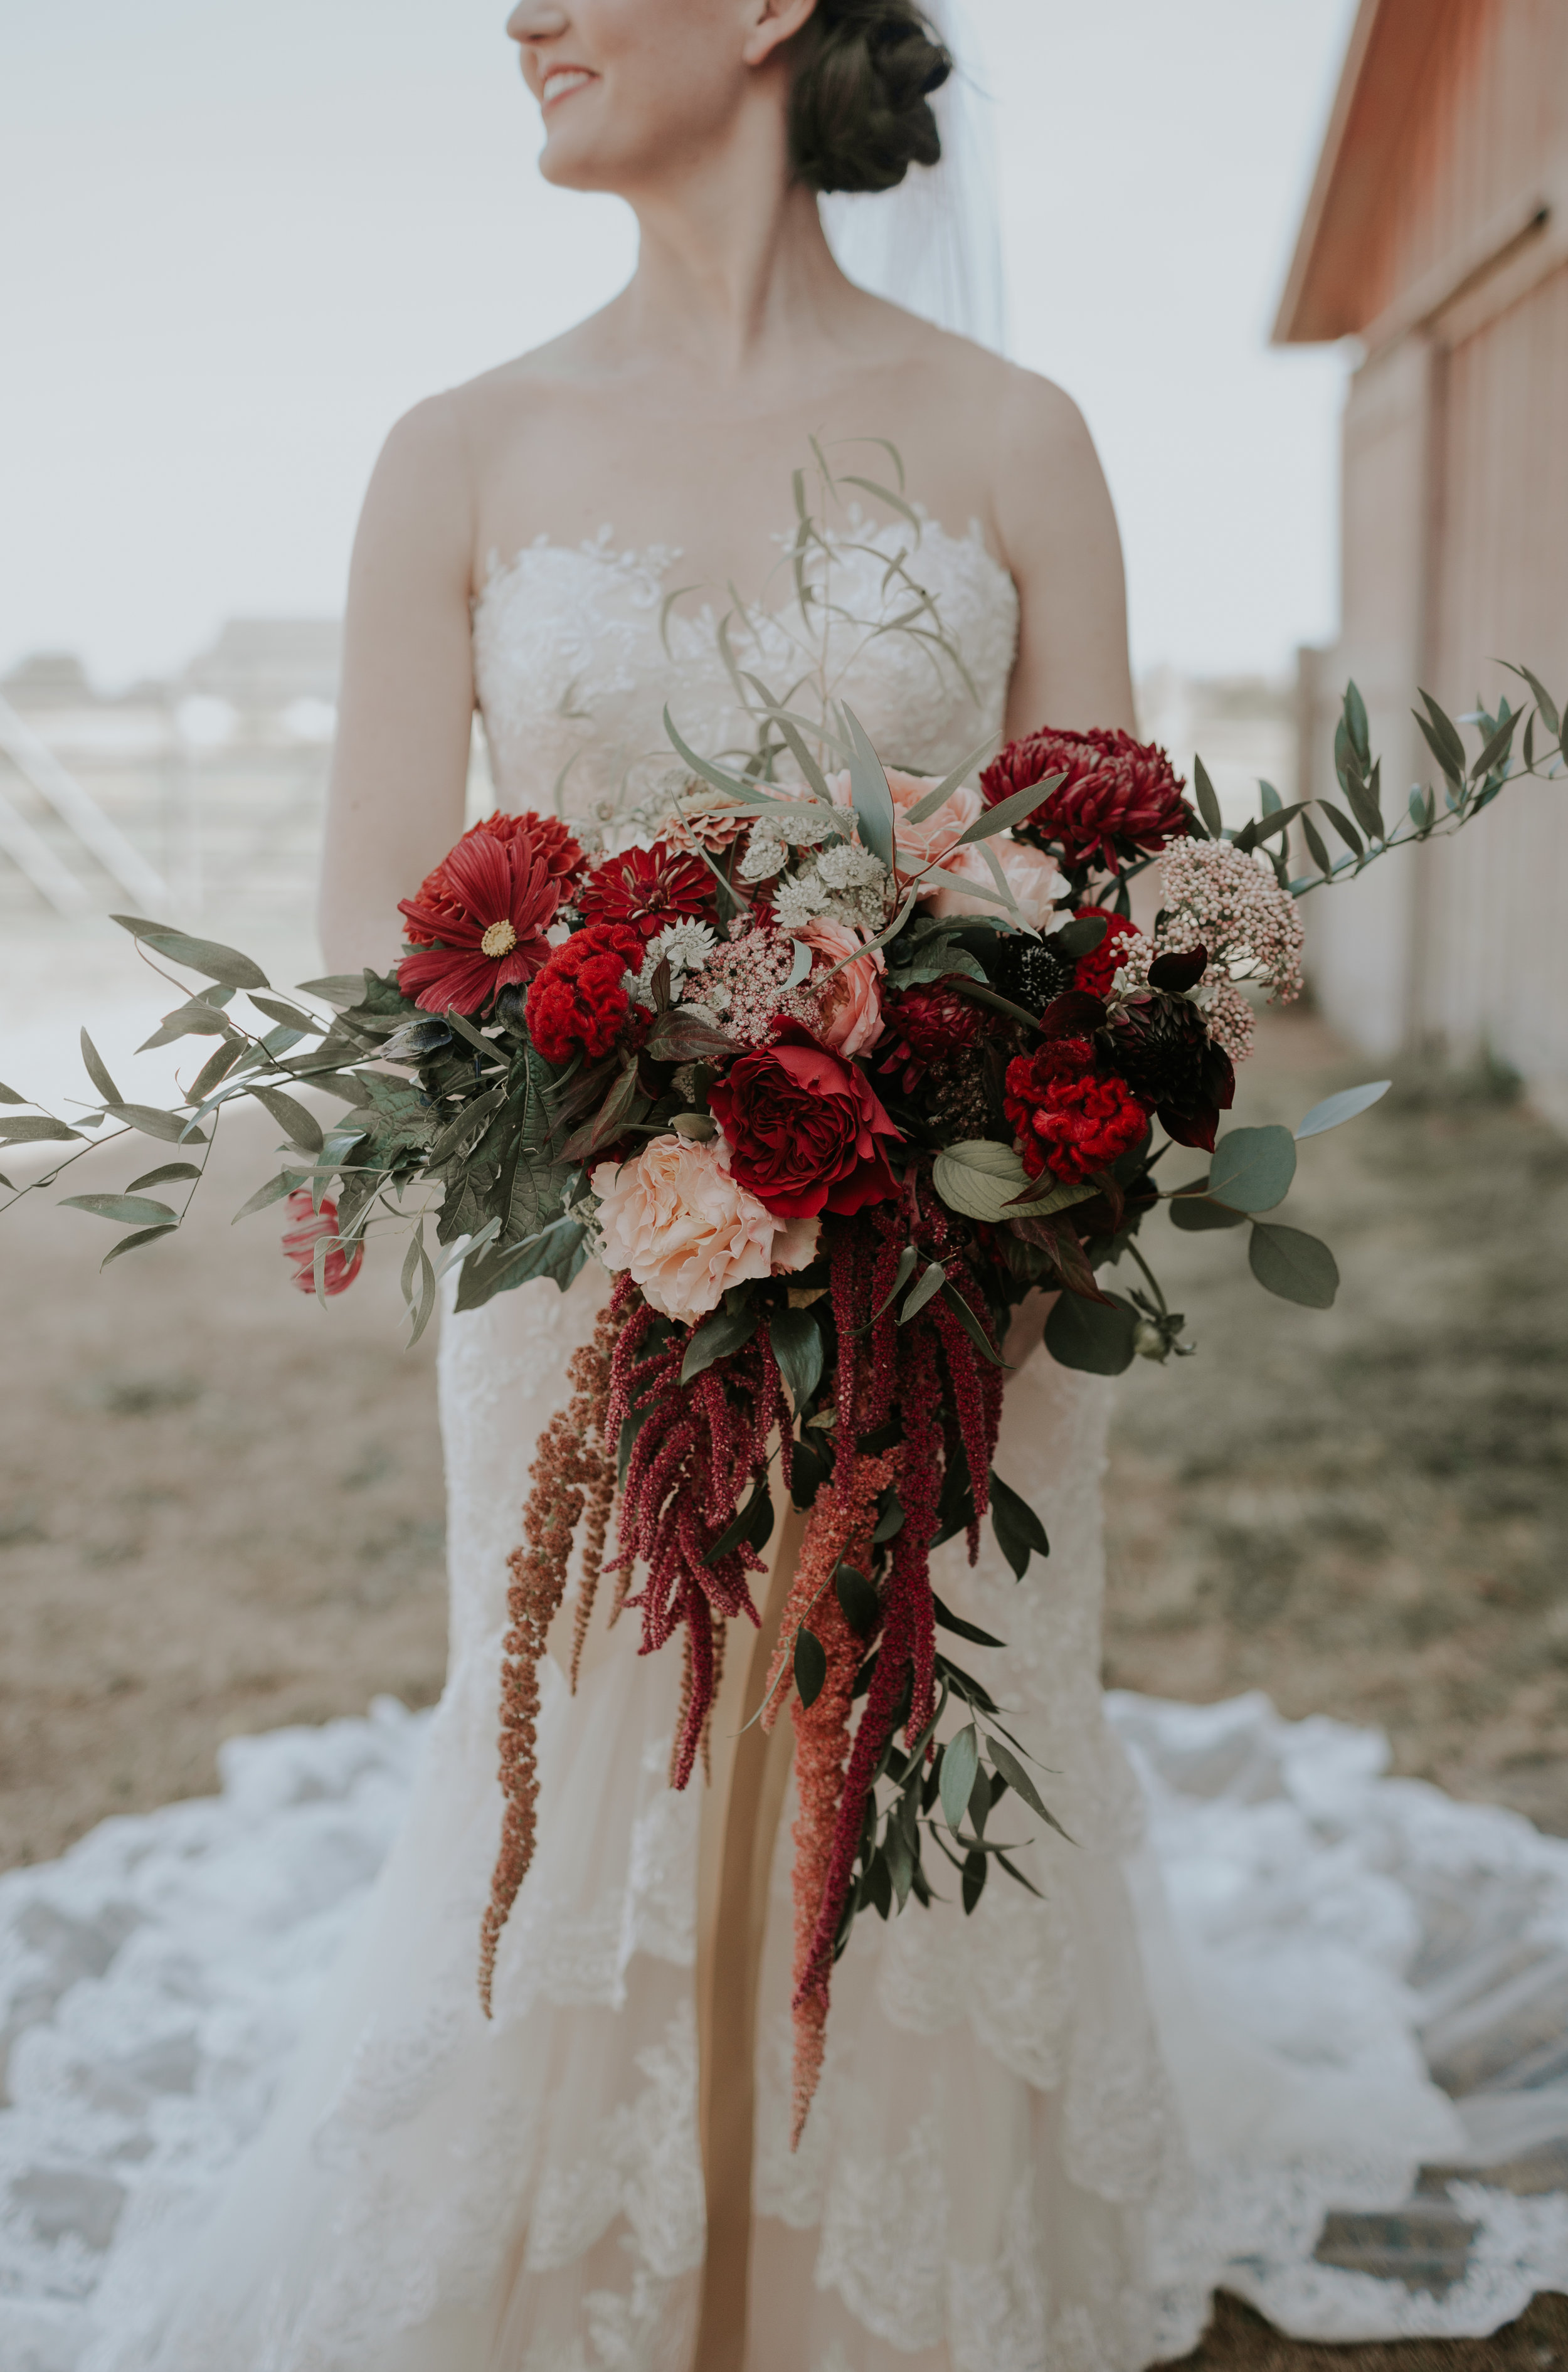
[[591, 1135, 818, 1324], [795, 919, 886, 1059], [928, 835, 1066, 929], [827, 766, 985, 880]]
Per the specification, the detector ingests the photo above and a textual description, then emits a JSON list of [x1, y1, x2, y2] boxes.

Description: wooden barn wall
[[1304, 0, 1568, 1110]]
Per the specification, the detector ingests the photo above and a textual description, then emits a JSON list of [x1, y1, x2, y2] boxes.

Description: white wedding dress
[[6, 519, 1568, 2372]]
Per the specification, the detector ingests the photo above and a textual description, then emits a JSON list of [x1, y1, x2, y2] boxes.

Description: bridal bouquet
[[6, 484, 1563, 2134]]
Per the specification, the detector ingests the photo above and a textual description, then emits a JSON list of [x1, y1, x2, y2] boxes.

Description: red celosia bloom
[[576, 840, 716, 943], [525, 921, 645, 1065], [1071, 906, 1143, 1001], [280, 1190, 363, 1296], [1004, 1040, 1150, 1183], [981, 726, 1192, 872], [397, 827, 561, 1015], [876, 980, 982, 1094]]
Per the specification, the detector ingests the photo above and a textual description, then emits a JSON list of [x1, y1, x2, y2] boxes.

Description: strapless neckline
[[470, 508, 1020, 834]]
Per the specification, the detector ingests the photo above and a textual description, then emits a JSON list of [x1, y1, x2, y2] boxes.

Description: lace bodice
[[472, 514, 1020, 830]]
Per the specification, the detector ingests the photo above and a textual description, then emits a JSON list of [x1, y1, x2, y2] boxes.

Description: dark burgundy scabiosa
[[524, 921, 645, 1066], [1003, 1036, 1150, 1185], [576, 840, 716, 943], [876, 980, 982, 1094], [1104, 990, 1236, 1151], [981, 727, 1192, 874], [397, 826, 563, 1015]]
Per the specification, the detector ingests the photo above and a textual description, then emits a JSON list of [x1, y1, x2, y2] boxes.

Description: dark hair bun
[[790, 0, 951, 196]]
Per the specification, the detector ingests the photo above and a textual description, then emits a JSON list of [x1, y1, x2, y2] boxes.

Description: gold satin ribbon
[[691, 1492, 803, 2371]]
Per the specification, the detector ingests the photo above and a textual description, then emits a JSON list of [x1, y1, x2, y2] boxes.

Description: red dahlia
[[405, 811, 586, 929], [526, 921, 645, 1066], [1004, 1039, 1150, 1184], [1071, 907, 1143, 1001], [981, 727, 1192, 874], [576, 840, 716, 943], [876, 980, 982, 1094], [397, 827, 561, 1015]]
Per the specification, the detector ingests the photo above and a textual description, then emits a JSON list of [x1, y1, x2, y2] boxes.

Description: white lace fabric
[[2, 524, 1566, 2369]]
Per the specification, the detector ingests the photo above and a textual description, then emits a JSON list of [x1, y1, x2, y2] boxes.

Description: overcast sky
[[1, 0, 1359, 692]]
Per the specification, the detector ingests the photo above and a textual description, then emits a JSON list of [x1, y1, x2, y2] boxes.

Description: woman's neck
[[595, 110, 866, 388]]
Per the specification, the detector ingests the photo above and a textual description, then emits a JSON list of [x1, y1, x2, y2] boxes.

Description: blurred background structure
[[1278, 0, 1568, 1121]]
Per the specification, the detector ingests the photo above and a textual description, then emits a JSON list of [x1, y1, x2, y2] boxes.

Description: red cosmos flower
[[981, 727, 1192, 873], [397, 827, 561, 1015], [1004, 1038, 1150, 1184], [526, 921, 645, 1066], [576, 840, 716, 943], [876, 980, 982, 1094], [1071, 907, 1143, 1001], [708, 1035, 902, 1219], [280, 1190, 363, 1296]]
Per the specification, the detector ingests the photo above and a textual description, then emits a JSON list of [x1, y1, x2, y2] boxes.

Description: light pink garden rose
[[796, 919, 886, 1059], [591, 1135, 818, 1324], [827, 766, 985, 879], [928, 835, 1065, 929]]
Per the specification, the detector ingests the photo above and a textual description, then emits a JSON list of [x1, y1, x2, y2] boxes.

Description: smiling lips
[[541, 66, 596, 109]]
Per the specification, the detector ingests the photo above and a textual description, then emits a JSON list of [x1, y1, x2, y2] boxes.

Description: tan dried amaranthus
[[478, 1304, 617, 2016]]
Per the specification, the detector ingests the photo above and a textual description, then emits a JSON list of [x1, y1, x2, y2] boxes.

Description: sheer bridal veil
[[818, 0, 1007, 352]]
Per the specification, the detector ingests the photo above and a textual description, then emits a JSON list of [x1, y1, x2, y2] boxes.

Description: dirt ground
[[2, 1001, 1565, 2368]]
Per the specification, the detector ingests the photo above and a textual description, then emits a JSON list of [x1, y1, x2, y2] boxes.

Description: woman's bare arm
[[317, 393, 478, 977], [990, 368, 1136, 743]]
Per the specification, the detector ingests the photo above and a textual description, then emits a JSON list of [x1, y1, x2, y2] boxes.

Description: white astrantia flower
[[771, 875, 830, 931], [738, 829, 788, 882], [815, 842, 887, 892], [648, 919, 718, 977]]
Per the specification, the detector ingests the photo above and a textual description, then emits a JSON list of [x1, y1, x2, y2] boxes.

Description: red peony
[[526, 921, 645, 1066], [1071, 907, 1143, 1001], [876, 980, 982, 1094], [981, 727, 1192, 873], [576, 840, 716, 943], [1004, 1039, 1150, 1184], [398, 826, 563, 1015], [281, 1190, 363, 1296], [708, 1036, 902, 1219]]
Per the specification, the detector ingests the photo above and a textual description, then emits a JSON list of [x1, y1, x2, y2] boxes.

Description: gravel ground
[[2, 997, 1565, 2366]]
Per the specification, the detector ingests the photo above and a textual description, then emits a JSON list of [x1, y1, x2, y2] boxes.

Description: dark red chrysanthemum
[[397, 827, 562, 1015], [981, 727, 1192, 874], [280, 1190, 363, 1296], [576, 840, 716, 943], [1004, 1040, 1150, 1183], [525, 921, 645, 1066], [876, 980, 983, 1094], [1071, 907, 1143, 1001]]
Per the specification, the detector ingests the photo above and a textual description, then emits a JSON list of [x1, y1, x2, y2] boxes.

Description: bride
[[38, 3, 1568, 2369]]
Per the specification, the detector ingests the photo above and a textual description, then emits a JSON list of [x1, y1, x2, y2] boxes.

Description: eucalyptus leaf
[[932, 1139, 1095, 1226], [248, 1086, 325, 1155], [1168, 1193, 1247, 1232], [1043, 1290, 1136, 1375], [187, 1039, 245, 1101], [297, 974, 373, 1006], [903, 734, 1004, 823], [0, 1082, 25, 1104], [100, 1222, 178, 1268], [1192, 754, 1223, 837], [110, 914, 269, 992], [938, 1282, 1007, 1369], [125, 1162, 201, 1192], [940, 1725, 979, 1835], [102, 1103, 208, 1146], [79, 1030, 120, 1106], [1294, 1079, 1391, 1140], [899, 1260, 948, 1323], [835, 1564, 880, 1637], [1248, 1222, 1339, 1308], [841, 704, 897, 872], [231, 1170, 299, 1222], [1207, 1124, 1297, 1213], [60, 1192, 179, 1226], [137, 998, 234, 1051], [0, 1116, 82, 1144], [955, 768, 1066, 845], [987, 1734, 1074, 1841], [930, 1592, 1006, 1648]]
